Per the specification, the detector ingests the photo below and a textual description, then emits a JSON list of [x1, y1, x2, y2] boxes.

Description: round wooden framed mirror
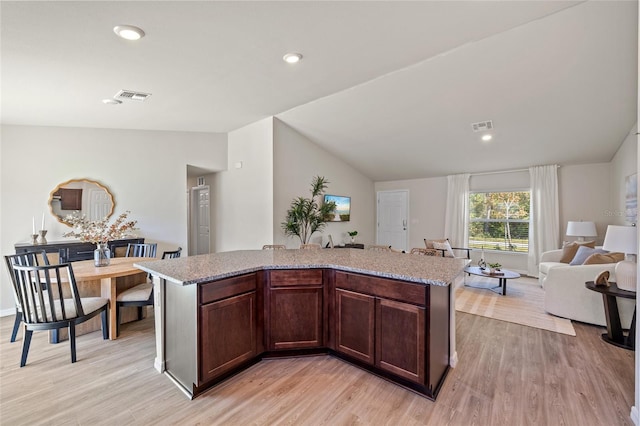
[[49, 179, 115, 226]]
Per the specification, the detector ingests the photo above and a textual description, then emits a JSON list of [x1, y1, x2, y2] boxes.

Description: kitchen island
[[135, 249, 468, 400]]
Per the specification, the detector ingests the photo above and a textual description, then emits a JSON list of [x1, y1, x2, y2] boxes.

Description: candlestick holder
[[38, 230, 48, 245], [31, 234, 39, 245]]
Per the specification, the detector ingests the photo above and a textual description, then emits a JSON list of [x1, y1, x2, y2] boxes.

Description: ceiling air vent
[[471, 120, 493, 132], [114, 90, 151, 102]]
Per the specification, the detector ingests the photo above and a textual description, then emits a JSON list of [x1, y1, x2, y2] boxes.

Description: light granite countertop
[[135, 249, 469, 287]]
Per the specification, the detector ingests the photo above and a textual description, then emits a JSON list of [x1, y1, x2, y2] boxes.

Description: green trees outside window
[[468, 191, 530, 252]]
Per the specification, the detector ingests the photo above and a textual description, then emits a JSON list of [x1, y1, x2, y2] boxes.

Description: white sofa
[[539, 249, 635, 328]]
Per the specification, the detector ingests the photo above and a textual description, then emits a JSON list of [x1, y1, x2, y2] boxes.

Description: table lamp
[[602, 225, 638, 292], [566, 221, 597, 241]]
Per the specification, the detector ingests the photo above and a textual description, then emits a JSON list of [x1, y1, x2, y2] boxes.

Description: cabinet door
[[269, 287, 323, 350], [335, 289, 375, 364], [200, 292, 256, 383], [375, 298, 425, 384]]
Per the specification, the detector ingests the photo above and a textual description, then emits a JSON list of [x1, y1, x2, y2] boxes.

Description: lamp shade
[[602, 225, 638, 255], [566, 221, 597, 238]]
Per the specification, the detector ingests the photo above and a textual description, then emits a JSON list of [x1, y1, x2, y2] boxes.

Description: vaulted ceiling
[[2, 1, 637, 181]]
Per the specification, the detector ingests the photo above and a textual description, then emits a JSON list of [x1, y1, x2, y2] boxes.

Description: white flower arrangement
[[63, 211, 137, 244]]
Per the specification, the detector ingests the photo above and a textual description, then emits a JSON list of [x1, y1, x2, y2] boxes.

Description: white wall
[[611, 124, 639, 226], [0, 125, 227, 314], [558, 162, 613, 246], [273, 119, 375, 248], [212, 118, 274, 251]]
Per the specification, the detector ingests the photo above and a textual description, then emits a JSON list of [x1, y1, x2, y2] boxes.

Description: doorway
[[376, 190, 409, 252], [191, 185, 211, 255]]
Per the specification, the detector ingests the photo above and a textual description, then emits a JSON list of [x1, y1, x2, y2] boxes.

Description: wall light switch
[[234, 161, 243, 169]]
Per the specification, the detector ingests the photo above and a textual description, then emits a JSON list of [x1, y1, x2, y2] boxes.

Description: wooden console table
[[585, 281, 636, 350]]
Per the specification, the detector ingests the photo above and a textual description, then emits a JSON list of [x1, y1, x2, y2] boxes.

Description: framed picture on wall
[[625, 173, 637, 225]]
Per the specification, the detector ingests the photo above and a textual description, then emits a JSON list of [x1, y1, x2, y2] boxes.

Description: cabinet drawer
[[335, 272, 426, 306], [270, 269, 323, 287], [200, 273, 256, 305], [65, 244, 97, 261]]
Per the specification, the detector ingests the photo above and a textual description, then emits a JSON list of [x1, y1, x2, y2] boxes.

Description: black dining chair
[[116, 246, 181, 336], [5, 251, 50, 343], [6, 261, 109, 366]]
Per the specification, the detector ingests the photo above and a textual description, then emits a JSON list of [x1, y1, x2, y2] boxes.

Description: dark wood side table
[[585, 281, 636, 351]]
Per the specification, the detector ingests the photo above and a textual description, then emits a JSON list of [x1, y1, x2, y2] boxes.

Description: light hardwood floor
[[0, 308, 634, 425]]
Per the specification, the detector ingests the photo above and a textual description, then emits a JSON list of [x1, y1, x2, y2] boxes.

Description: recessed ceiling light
[[481, 134, 493, 142], [102, 98, 122, 105], [283, 53, 303, 64], [113, 25, 145, 41]]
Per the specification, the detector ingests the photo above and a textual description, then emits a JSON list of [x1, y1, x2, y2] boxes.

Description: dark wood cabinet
[[168, 267, 449, 400], [335, 271, 428, 386], [376, 298, 425, 383], [200, 291, 256, 382], [335, 288, 375, 364], [198, 273, 258, 383], [268, 270, 323, 350]]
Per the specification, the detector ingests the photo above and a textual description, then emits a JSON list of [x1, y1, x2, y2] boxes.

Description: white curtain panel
[[444, 173, 470, 249], [528, 164, 560, 276]]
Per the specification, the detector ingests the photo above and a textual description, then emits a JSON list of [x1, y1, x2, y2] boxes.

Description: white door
[[191, 186, 210, 255], [377, 190, 409, 251], [89, 189, 111, 220]]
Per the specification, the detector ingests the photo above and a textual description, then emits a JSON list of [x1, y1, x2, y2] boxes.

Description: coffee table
[[463, 265, 521, 296]]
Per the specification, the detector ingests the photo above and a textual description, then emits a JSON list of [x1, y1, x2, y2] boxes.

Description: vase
[[94, 243, 111, 267]]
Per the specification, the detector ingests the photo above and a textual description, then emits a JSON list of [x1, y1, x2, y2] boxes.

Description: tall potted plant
[[282, 176, 336, 244]]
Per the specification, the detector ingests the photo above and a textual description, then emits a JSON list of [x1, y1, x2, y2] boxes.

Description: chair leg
[[20, 328, 32, 367], [69, 324, 76, 363], [137, 306, 144, 321], [10, 311, 22, 343], [101, 308, 109, 340]]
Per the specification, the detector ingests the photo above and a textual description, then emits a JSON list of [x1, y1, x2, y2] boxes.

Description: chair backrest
[[262, 245, 286, 250], [5, 251, 50, 305], [162, 247, 182, 259], [299, 244, 321, 250], [10, 263, 84, 324], [125, 243, 157, 258], [368, 245, 392, 252], [410, 248, 439, 256]]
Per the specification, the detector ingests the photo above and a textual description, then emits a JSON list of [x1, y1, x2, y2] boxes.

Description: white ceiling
[[1, 1, 637, 181]]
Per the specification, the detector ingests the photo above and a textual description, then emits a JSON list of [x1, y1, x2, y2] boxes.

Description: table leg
[[100, 277, 118, 340], [626, 308, 636, 350], [602, 294, 623, 344]]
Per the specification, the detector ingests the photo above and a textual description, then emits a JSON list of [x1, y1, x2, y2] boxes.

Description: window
[[468, 191, 530, 253]]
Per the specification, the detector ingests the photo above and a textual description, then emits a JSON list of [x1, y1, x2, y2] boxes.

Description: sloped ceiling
[[1, 1, 637, 181]]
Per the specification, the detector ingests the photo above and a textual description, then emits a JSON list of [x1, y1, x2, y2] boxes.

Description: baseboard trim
[[450, 351, 458, 368], [631, 406, 638, 425], [0, 307, 16, 318]]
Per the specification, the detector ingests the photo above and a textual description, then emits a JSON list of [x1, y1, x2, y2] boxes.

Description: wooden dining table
[[69, 257, 150, 340]]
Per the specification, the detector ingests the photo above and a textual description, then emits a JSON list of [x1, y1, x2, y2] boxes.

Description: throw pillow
[[583, 252, 625, 265], [432, 241, 455, 258], [559, 241, 596, 263], [569, 246, 606, 265], [425, 238, 448, 249]]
